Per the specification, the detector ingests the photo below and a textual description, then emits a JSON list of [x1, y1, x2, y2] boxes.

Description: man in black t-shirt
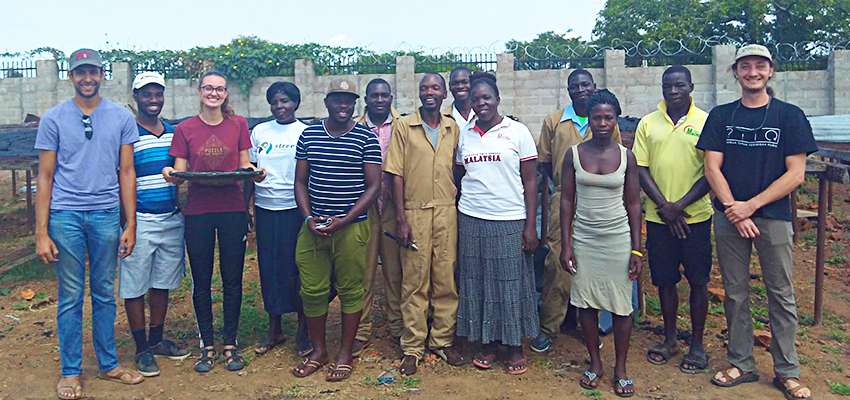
[[697, 44, 816, 399]]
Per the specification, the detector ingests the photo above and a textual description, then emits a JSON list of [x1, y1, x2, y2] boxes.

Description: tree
[[506, 31, 601, 70]]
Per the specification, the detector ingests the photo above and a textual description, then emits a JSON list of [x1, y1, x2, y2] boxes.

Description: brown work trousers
[[400, 202, 458, 360], [356, 203, 403, 342], [539, 191, 572, 339]]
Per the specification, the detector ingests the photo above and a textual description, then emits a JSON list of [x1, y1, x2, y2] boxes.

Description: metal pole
[[827, 181, 833, 213], [11, 170, 16, 199], [790, 190, 799, 244], [26, 170, 33, 233], [814, 176, 827, 325]]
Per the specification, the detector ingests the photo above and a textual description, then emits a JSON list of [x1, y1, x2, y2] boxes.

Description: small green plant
[[822, 344, 842, 355], [826, 255, 848, 265], [12, 301, 29, 310], [706, 320, 719, 329], [800, 314, 816, 326], [799, 327, 810, 340], [286, 385, 302, 396], [554, 370, 567, 377], [749, 284, 767, 297], [828, 329, 848, 342], [827, 378, 850, 396], [824, 310, 846, 326], [0, 260, 56, 283], [799, 357, 816, 365], [751, 307, 769, 317], [800, 231, 817, 247], [582, 389, 602, 399], [830, 241, 843, 253], [646, 295, 661, 317], [399, 376, 421, 389], [827, 360, 844, 372], [709, 303, 725, 315], [753, 319, 765, 330]]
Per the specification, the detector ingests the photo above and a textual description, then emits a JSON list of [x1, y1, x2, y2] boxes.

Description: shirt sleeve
[[363, 134, 382, 164], [783, 106, 819, 156], [518, 125, 538, 161], [249, 126, 259, 164], [295, 133, 307, 160], [237, 117, 251, 151], [537, 116, 553, 163], [383, 123, 406, 176], [455, 132, 465, 165], [696, 108, 725, 152], [169, 122, 189, 159], [632, 117, 650, 167], [120, 111, 139, 146], [34, 110, 59, 151]]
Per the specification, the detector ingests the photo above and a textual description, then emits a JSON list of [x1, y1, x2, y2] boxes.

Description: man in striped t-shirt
[[292, 78, 382, 381], [119, 72, 190, 377]]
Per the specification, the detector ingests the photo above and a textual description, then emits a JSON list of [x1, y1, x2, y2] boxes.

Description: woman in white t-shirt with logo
[[248, 82, 312, 357], [454, 71, 539, 375]]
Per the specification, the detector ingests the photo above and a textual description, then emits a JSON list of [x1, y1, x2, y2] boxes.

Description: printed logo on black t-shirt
[[725, 125, 780, 148]]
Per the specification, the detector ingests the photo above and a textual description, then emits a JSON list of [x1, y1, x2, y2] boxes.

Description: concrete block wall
[[2, 47, 847, 142]]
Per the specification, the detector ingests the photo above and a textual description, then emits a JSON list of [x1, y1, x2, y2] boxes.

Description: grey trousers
[[714, 214, 800, 378]]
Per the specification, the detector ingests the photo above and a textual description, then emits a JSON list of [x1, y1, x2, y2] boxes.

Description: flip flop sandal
[[506, 357, 528, 375], [326, 363, 353, 382], [646, 343, 677, 365], [254, 336, 285, 355], [710, 366, 760, 387], [56, 380, 83, 400], [473, 352, 496, 369], [98, 368, 143, 385], [580, 369, 602, 390], [679, 353, 711, 374], [292, 358, 326, 378], [773, 377, 813, 400], [614, 378, 635, 398]]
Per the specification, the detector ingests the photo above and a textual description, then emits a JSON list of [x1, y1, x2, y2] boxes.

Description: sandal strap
[[333, 364, 353, 371], [584, 370, 598, 381], [720, 366, 743, 382], [618, 379, 634, 387], [779, 378, 809, 396]]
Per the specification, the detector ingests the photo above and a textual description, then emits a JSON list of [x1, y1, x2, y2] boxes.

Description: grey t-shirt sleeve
[[120, 110, 140, 146], [34, 109, 60, 151]]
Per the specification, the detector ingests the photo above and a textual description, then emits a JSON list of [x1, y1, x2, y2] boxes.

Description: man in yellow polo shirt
[[354, 79, 403, 355], [532, 69, 622, 353], [633, 65, 713, 374], [384, 72, 464, 375]]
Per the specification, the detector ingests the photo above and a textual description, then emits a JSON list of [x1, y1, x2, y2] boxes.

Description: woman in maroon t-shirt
[[163, 71, 264, 373]]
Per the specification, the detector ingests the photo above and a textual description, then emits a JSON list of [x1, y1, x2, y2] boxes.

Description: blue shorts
[[118, 212, 185, 299]]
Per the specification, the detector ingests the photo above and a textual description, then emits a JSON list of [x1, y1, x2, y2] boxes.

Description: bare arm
[[724, 153, 807, 223], [162, 157, 187, 185], [559, 149, 577, 273], [521, 160, 539, 253], [239, 150, 266, 182], [453, 164, 465, 202], [118, 144, 137, 258], [625, 151, 642, 281], [35, 150, 58, 264]]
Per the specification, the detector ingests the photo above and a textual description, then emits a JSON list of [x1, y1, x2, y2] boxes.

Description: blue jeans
[[49, 207, 121, 377]]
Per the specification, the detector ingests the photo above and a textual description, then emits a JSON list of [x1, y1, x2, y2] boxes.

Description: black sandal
[[194, 348, 217, 373], [254, 335, 285, 355], [679, 352, 711, 374], [646, 342, 677, 365], [295, 333, 314, 358], [223, 347, 245, 371]]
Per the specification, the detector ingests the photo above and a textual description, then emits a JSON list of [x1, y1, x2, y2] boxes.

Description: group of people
[[33, 43, 815, 400]]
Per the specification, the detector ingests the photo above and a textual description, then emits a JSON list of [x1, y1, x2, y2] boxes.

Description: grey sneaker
[[151, 339, 191, 361], [135, 349, 160, 377], [530, 333, 552, 353]]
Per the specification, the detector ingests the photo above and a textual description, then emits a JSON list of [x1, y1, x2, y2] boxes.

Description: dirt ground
[[0, 174, 848, 400]]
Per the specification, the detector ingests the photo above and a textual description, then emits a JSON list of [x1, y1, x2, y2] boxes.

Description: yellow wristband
[[631, 250, 643, 257]]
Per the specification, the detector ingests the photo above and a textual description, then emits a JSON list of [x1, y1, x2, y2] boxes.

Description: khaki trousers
[[356, 203, 403, 341], [400, 203, 458, 359], [715, 214, 800, 378], [539, 191, 572, 338]]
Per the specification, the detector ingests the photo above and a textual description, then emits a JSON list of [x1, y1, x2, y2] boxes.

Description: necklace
[[730, 97, 772, 131]]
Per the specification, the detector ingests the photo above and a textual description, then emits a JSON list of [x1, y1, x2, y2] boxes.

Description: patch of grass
[[826, 255, 848, 265], [799, 357, 816, 365], [706, 320, 719, 329], [12, 301, 29, 310], [0, 260, 56, 283], [824, 310, 846, 326], [827, 361, 844, 372], [749, 284, 767, 297], [830, 242, 843, 253], [676, 282, 688, 293], [708, 303, 725, 315], [799, 314, 816, 326], [799, 327, 810, 340], [678, 303, 690, 314], [286, 385, 302, 396], [751, 306, 769, 318], [399, 376, 420, 389], [582, 389, 602, 399], [633, 314, 642, 325], [822, 344, 842, 355], [646, 295, 661, 317], [800, 230, 817, 247], [211, 292, 223, 302], [533, 358, 555, 369], [827, 378, 850, 396], [753, 319, 765, 330], [828, 328, 848, 343], [554, 370, 567, 377]]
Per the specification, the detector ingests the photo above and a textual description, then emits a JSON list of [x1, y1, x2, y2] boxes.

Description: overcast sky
[[2, 0, 606, 57]]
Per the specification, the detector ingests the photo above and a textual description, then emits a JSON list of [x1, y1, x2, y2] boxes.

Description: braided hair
[[469, 71, 498, 97], [585, 89, 621, 116]]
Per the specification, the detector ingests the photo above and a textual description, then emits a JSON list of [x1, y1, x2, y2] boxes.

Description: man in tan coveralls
[[384, 73, 465, 375], [354, 79, 403, 355], [531, 69, 622, 353]]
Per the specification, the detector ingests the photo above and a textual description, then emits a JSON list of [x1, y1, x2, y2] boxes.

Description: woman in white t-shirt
[[454, 71, 539, 375], [248, 82, 312, 357]]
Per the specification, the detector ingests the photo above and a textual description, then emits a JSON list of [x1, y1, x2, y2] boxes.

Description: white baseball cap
[[735, 44, 773, 63], [132, 71, 166, 90]]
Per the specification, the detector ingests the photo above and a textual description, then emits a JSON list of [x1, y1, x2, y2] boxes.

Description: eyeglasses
[[201, 85, 228, 95], [82, 115, 93, 140]]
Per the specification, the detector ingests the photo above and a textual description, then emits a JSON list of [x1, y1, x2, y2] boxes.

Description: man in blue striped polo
[[119, 72, 190, 377]]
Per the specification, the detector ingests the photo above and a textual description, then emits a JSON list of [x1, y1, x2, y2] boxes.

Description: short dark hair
[[365, 78, 391, 96], [420, 72, 446, 90], [567, 69, 594, 85], [470, 71, 498, 97], [266, 81, 301, 106], [662, 65, 692, 84], [586, 89, 621, 116], [450, 66, 472, 81]]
